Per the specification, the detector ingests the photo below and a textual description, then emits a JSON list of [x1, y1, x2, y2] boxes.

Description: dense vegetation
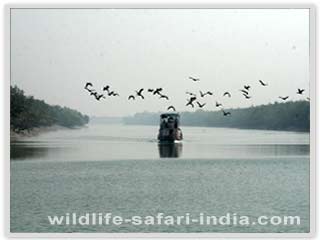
[[123, 101, 310, 132], [11, 86, 89, 132]]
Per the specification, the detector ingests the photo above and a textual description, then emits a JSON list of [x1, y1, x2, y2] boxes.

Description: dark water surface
[[10, 124, 310, 233]]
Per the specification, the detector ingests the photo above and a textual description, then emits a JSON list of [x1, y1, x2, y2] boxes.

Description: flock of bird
[[84, 77, 308, 117]]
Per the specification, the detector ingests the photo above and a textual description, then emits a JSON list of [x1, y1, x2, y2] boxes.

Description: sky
[[11, 9, 310, 117]]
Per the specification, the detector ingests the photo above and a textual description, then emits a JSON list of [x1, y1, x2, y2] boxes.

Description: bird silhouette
[[196, 101, 206, 108], [148, 89, 154, 93], [136, 88, 145, 99], [95, 94, 105, 101], [85, 82, 93, 89], [167, 106, 176, 111], [240, 89, 249, 95], [159, 94, 169, 100], [244, 85, 251, 90], [243, 94, 251, 99], [259, 80, 268, 86], [188, 96, 197, 102], [216, 101, 222, 107], [199, 91, 213, 97], [90, 91, 97, 96], [102, 85, 110, 92], [186, 97, 196, 108], [186, 102, 195, 108], [189, 76, 200, 82], [223, 92, 231, 97], [153, 88, 163, 95], [199, 91, 206, 97], [279, 96, 289, 101], [128, 95, 135, 100], [297, 88, 305, 94], [222, 109, 231, 116], [108, 91, 119, 96]]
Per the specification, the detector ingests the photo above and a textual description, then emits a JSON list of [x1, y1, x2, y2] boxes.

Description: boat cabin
[[158, 112, 183, 142]]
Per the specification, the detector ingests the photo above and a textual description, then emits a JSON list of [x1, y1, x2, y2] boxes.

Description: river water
[[10, 124, 310, 233]]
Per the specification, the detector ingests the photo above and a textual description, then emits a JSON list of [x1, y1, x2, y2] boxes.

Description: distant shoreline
[[121, 122, 310, 133], [87, 121, 309, 133]]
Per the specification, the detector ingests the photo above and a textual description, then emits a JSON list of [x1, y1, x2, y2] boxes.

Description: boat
[[157, 112, 183, 143]]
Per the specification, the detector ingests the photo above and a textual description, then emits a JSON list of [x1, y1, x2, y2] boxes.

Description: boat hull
[[157, 128, 183, 143]]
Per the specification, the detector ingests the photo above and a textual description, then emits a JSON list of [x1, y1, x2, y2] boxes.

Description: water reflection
[[10, 144, 50, 160], [158, 143, 183, 158]]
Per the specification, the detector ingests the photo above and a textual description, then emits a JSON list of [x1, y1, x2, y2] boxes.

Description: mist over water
[[11, 124, 309, 161]]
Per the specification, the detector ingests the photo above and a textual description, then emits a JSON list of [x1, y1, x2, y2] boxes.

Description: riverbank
[[10, 125, 87, 141], [11, 85, 89, 134]]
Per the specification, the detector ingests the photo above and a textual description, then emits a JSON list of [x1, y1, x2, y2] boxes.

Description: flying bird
[[128, 95, 135, 100], [279, 96, 289, 101], [167, 106, 176, 111], [297, 88, 305, 94], [259, 80, 268, 86], [186, 97, 196, 108], [216, 101, 222, 107], [159, 94, 169, 100], [223, 92, 231, 97], [186, 102, 195, 108], [243, 94, 251, 99], [222, 109, 231, 116], [108, 91, 119, 96], [199, 91, 207, 98], [188, 96, 197, 102], [199, 91, 213, 97], [136, 88, 145, 99], [94, 94, 105, 101], [189, 76, 200, 82], [85, 82, 93, 89], [244, 85, 251, 90], [196, 101, 206, 108], [102, 85, 110, 92], [148, 89, 154, 93], [153, 88, 163, 95], [240, 89, 249, 95]]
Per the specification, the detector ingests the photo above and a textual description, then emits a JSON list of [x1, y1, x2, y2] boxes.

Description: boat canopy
[[159, 112, 180, 129], [160, 112, 180, 119]]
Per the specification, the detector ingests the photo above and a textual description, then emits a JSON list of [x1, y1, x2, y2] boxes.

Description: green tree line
[[11, 85, 89, 132], [123, 101, 310, 132]]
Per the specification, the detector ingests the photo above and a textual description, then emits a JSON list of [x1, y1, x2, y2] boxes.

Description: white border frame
[[5, 4, 316, 238]]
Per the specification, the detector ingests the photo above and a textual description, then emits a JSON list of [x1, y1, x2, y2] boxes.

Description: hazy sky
[[11, 9, 309, 117]]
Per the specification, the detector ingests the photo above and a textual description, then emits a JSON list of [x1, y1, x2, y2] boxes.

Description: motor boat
[[157, 112, 183, 143]]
